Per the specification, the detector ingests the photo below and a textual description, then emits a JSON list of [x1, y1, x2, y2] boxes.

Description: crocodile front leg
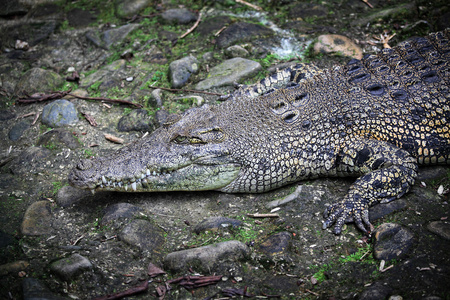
[[323, 138, 418, 235]]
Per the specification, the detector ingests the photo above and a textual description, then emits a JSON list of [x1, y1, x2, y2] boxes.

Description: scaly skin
[[69, 30, 450, 234]]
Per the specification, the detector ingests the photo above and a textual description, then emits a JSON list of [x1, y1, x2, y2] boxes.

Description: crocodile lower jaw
[[89, 164, 241, 193]]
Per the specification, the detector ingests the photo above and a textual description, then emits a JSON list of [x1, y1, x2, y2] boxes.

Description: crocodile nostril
[[77, 159, 93, 170]]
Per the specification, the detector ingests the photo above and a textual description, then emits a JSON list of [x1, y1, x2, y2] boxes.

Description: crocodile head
[[68, 104, 242, 193]]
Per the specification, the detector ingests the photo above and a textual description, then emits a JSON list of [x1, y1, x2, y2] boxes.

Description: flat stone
[[359, 282, 393, 300], [373, 223, 414, 260], [161, 8, 197, 25], [0, 110, 16, 121], [15, 68, 64, 95], [225, 45, 249, 58], [21, 201, 53, 236], [258, 232, 292, 256], [193, 217, 243, 234], [164, 240, 250, 273], [37, 128, 81, 149], [216, 22, 273, 49], [41, 99, 79, 127], [22, 278, 67, 300], [49, 254, 92, 281], [197, 16, 231, 36], [102, 203, 144, 225], [0, 0, 27, 17], [168, 55, 199, 88], [119, 219, 165, 253], [86, 24, 140, 50], [117, 109, 153, 132], [369, 200, 407, 222], [0, 260, 29, 276], [8, 120, 30, 141], [314, 34, 363, 60], [67, 8, 97, 27], [56, 185, 91, 207], [116, 0, 152, 18], [195, 58, 261, 90], [427, 221, 450, 241], [10, 146, 51, 176]]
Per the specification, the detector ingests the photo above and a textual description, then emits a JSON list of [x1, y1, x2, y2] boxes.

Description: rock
[[22, 278, 67, 300], [197, 16, 231, 37], [195, 58, 262, 90], [119, 219, 165, 253], [216, 22, 274, 49], [174, 95, 204, 107], [67, 8, 97, 27], [258, 232, 292, 256], [225, 45, 249, 58], [373, 223, 414, 260], [0, 230, 14, 249], [350, 3, 415, 27], [41, 99, 79, 127], [0, 110, 16, 121], [56, 185, 91, 207], [49, 254, 92, 281], [0, 260, 29, 276], [79, 59, 127, 88], [0, 20, 57, 49], [288, 2, 328, 20], [168, 55, 199, 88], [416, 166, 450, 181], [193, 217, 243, 234], [314, 34, 363, 60], [102, 203, 144, 225], [115, 0, 152, 18], [8, 120, 30, 141], [10, 146, 51, 175], [117, 109, 153, 132], [359, 282, 393, 300], [37, 128, 81, 149], [21, 201, 53, 236], [86, 24, 140, 49], [15, 68, 64, 95], [161, 8, 197, 25], [368, 200, 407, 222], [427, 221, 450, 241], [0, 0, 27, 17], [164, 240, 250, 273]]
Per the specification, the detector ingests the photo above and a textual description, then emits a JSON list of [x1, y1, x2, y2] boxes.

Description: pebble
[[193, 216, 243, 234], [216, 22, 274, 49], [168, 55, 199, 88], [0, 260, 29, 276], [41, 99, 79, 127], [373, 223, 414, 260], [8, 120, 30, 141], [359, 282, 393, 300], [195, 58, 261, 90], [119, 219, 165, 253], [117, 108, 153, 132], [164, 240, 250, 273], [427, 221, 450, 240], [14, 67, 64, 95], [258, 231, 292, 256], [161, 8, 197, 25], [36, 128, 81, 149], [225, 45, 249, 58], [313, 34, 363, 59], [368, 199, 407, 222], [21, 201, 53, 236], [22, 278, 67, 300], [115, 0, 153, 18], [56, 185, 91, 207], [101, 202, 144, 225], [10, 146, 51, 176], [49, 253, 93, 281]]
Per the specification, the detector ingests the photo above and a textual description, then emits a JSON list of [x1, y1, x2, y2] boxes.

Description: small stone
[[193, 217, 243, 234], [21, 201, 53, 236], [117, 109, 153, 132], [22, 278, 67, 300], [168, 55, 199, 88], [0, 260, 29, 276], [119, 219, 165, 253], [102, 203, 144, 225], [37, 128, 81, 149], [258, 231, 292, 256], [8, 120, 30, 141], [368, 200, 407, 222], [161, 8, 197, 25], [314, 34, 363, 59], [56, 185, 91, 207], [225, 45, 249, 58], [115, 0, 153, 18], [216, 22, 273, 49], [164, 240, 250, 273], [41, 99, 79, 127], [15, 40, 29, 51], [427, 221, 450, 240], [10, 146, 51, 176], [195, 58, 261, 90], [15, 68, 64, 95], [49, 254, 92, 281], [359, 282, 393, 300], [373, 223, 414, 260]]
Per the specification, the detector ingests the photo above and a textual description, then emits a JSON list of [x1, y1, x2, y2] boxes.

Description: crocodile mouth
[[69, 162, 241, 193]]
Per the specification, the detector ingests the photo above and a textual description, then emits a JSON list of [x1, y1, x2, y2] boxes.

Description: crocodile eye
[[173, 135, 189, 144]]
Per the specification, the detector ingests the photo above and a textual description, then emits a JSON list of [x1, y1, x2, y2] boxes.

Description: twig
[[247, 213, 279, 218], [104, 134, 124, 144], [179, 11, 203, 39], [361, 0, 373, 8], [72, 234, 85, 245], [16, 112, 35, 119], [32, 112, 40, 125], [69, 93, 143, 108], [235, 0, 262, 10], [305, 289, 319, 296], [82, 112, 98, 127], [214, 26, 227, 36], [148, 86, 223, 96], [91, 280, 148, 300]]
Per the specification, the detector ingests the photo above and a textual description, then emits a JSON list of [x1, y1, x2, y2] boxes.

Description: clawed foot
[[322, 199, 374, 235]]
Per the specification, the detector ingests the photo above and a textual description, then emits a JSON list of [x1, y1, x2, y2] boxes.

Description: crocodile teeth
[[152, 171, 156, 176], [141, 173, 145, 179], [125, 184, 128, 191], [131, 182, 137, 191], [102, 176, 107, 184], [90, 189, 95, 195], [147, 169, 151, 176]]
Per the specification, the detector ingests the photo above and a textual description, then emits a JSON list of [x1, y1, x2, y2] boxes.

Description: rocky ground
[[0, 0, 449, 299]]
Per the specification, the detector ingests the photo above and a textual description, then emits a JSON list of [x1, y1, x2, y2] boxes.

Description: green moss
[[51, 181, 67, 194]]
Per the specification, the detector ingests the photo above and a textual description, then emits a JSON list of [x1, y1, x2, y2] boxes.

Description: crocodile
[[69, 30, 450, 234]]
